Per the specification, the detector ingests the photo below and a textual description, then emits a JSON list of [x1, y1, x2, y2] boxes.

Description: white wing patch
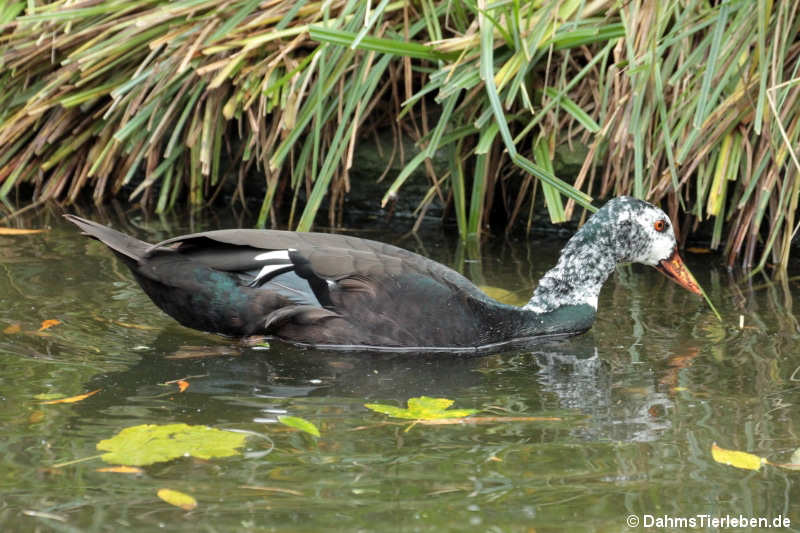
[[254, 249, 292, 262], [250, 249, 293, 286], [252, 263, 292, 285]]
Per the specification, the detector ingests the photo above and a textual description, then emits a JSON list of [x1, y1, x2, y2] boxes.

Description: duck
[[65, 196, 701, 352]]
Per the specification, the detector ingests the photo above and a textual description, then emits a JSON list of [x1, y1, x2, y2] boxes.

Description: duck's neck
[[524, 225, 618, 314]]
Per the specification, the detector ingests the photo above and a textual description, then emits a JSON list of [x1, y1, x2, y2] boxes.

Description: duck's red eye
[[654, 220, 667, 232]]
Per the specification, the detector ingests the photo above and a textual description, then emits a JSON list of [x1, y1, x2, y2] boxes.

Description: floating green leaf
[[97, 424, 246, 466], [278, 416, 320, 437], [365, 396, 477, 421]]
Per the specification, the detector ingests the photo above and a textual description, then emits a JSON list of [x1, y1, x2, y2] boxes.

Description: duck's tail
[[64, 215, 152, 262]]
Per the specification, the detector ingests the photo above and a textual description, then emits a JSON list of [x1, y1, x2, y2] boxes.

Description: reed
[[0, 0, 798, 268]]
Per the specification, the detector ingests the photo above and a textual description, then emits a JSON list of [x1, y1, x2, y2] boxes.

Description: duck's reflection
[[77, 328, 675, 442]]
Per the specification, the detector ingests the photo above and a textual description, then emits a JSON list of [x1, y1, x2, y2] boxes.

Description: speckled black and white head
[[525, 196, 701, 314]]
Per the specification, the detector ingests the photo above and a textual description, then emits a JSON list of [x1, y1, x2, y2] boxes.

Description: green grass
[[0, 0, 799, 268]]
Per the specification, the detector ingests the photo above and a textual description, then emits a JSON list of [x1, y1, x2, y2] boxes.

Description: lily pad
[[97, 423, 247, 466], [365, 396, 477, 420]]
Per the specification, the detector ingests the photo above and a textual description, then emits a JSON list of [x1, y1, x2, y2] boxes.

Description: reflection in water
[[72, 329, 678, 444]]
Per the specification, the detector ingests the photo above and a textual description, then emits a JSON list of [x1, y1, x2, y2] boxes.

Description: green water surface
[[1, 208, 799, 532]]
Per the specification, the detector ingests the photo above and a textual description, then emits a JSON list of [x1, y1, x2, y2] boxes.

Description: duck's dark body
[[66, 216, 594, 351]]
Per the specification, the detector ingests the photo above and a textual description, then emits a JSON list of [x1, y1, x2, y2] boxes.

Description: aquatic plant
[[0, 0, 798, 269]]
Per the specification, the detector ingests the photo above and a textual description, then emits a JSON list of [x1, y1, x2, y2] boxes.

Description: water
[[1, 208, 799, 532]]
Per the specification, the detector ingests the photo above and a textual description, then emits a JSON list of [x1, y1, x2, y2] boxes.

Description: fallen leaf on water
[[97, 423, 247, 466], [3, 324, 21, 334], [0, 227, 47, 235], [278, 415, 320, 437], [29, 411, 45, 423], [40, 389, 100, 404], [711, 443, 764, 471], [96, 466, 144, 474], [162, 375, 206, 390], [157, 488, 197, 511], [39, 319, 61, 331], [365, 396, 478, 421]]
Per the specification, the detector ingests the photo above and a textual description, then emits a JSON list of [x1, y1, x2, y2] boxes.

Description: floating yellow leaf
[[96, 466, 144, 474], [157, 488, 197, 510], [365, 396, 478, 421], [0, 227, 47, 235], [3, 324, 21, 334], [176, 380, 189, 392], [39, 319, 61, 331], [40, 389, 100, 404], [711, 443, 764, 471]]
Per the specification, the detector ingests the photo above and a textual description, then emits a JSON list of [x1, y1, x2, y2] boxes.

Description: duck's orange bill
[[655, 249, 702, 295]]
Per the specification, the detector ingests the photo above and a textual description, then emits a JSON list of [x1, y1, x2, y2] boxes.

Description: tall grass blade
[[0, 0, 797, 270]]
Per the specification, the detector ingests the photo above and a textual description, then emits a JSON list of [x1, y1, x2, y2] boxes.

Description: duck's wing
[[148, 229, 428, 271], [148, 229, 487, 298], [147, 230, 497, 346]]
